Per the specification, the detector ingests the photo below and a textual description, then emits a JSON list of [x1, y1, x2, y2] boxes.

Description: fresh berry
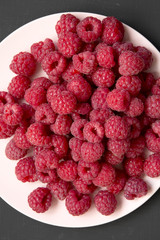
[[0, 119, 16, 139], [91, 87, 109, 109], [57, 160, 77, 182], [92, 67, 115, 88], [107, 138, 130, 158], [73, 176, 96, 194], [47, 83, 66, 102], [83, 121, 104, 143], [52, 135, 68, 158], [50, 114, 72, 135], [89, 108, 113, 124], [37, 169, 58, 183], [75, 103, 92, 115], [116, 76, 141, 96], [145, 129, 160, 153], [126, 136, 145, 158], [0, 91, 15, 114], [144, 153, 160, 178], [69, 137, 83, 162], [14, 127, 32, 149], [70, 119, 88, 140], [136, 46, 152, 70], [35, 103, 56, 124], [124, 157, 144, 177], [3, 103, 23, 126], [5, 139, 28, 160], [24, 86, 46, 108], [104, 151, 124, 165], [145, 95, 160, 119], [47, 179, 71, 200], [31, 77, 52, 90], [81, 142, 104, 163], [126, 97, 144, 117], [62, 62, 81, 82], [77, 160, 101, 181], [107, 170, 127, 194], [152, 120, 160, 137], [96, 43, 115, 68]]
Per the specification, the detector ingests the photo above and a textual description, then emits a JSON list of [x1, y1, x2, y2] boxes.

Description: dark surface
[[0, 0, 160, 239]]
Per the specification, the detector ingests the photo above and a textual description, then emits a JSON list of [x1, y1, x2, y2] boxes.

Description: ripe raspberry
[[28, 187, 52, 213], [96, 43, 115, 68], [0, 119, 16, 139], [94, 190, 117, 216], [126, 98, 144, 117], [26, 122, 52, 147], [69, 137, 83, 162], [62, 62, 81, 82], [152, 120, 160, 137], [52, 135, 68, 158], [73, 176, 96, 194], [144, 153, 160, 178], [41, 51, 67, 76], [35, 103, 56, 124], [8, 75, 31, 99], [107, 170, 127, 194], [31, 77, 52, 90], [107, 138, 130, 158], [77, 160, 101, 181], [31, 38, 55, 62], [119, 51, 144, 76], [20, 103, 35, 120], [92, 67, 115, 88], [3, 103, 23, 126], [104, 151, 124, 165], [81, 142, 104, 163], [15, 157, 37, 182], [65, 189, 91, 216], [50, 90, 77, 114], [124, 177, 148, 200], [83, 121, 104, 143], [37, 169, 58, 183], [57, 160, 77, 182], [10, 52, 36, 77], [126, 136, 145, 158], [24, 86, 46, 108], [14, 127, 32, 149], [58, 32, 82, 58], [0, 91, 15, 114], [70, 119, 88, 140], [47, 83, 66, 102], [76, 16, 102, 43], [136, 46, 152, 70], [140, 72, 156, 95], [116, 76, 141, 96], [124, 157, 144, 177], [47, 179, 71, 200], [102, 16, 124, 45], [67, 76, 92, 102], [50, 114, 72, 135], [113, 42, 135, 58], [151, 78, 160, 95], [145, 95, 160, 119], [124, 116, 141, 139], [91, 87, 109, 109], [5, 139, 28, 160], [75, 103, 92, 115], [89, 108, 113, 124], [106, 89, 131, 112], [145, 129, 160, 153]]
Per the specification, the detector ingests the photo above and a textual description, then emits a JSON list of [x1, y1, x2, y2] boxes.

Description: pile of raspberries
[[1, 13, 160, 217]]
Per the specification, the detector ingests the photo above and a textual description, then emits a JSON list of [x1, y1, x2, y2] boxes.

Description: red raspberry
[[20, 103, 35, 120], [113, 42, 135, 58], [145, 129, 160, 153], [69, 137, 83, 162], [37, 169, 58, 183], [136, 46, 152, 70], [70, 119, 88, 140], [144, 153, 160, 177], [24, 86, 46, 108], [8, 75, 31, 99], [96, 43, 115, 68], [15, 157, 37, 182], [26, 122, 52, 147], [152, 120, 160, 137], [81, 142, 104, 163], [91, 87, 109, 109], [124, 116, 141, 139], [76, 16, 102, 43], [57, 160, 77, 182], [104, 151, 124, 165], [35, 103, 56, 124], [50, 90, 77, 114], [116, 76, 141, 96], [89, 108, 113, 124], [58, 32, 82, 58], [67, 76, 92, 102], [73, 176, 96, 194], [65, 189, 91, 216], [145, 95, 160, 119], [107, 138, 130, 158], [140, 72, 156, 95], [93, 163, 116, 187], [47, 83, 66, 102], [92, 67, 115, 88], [126, 97, 144, 117], [55, 13, 80, 36], [14, 127, 32, 149], [31, 38, 55, 62], [0, 91, 15, 114], [119, 51, 144, 76], [102, 16, 124, 45], [47, 179, 71, 200], [0, 119, 16, 139], [126, 136, 145, 158], [124, 177, 148, 200], [83, 121, 104, 143], [5, 139, 28, 160], [105, 115, 130, 139], [10, 52, 36, 77], [107, 170, 127, 194], [94, 190, 117, 216], [62, 62, 82, 82], [41, 51, 67, 76], [52, 135, 68, 158], [3, 103, 23, 126], [151, 78, 160, 95], [106, 89, 131, 112], [50, 114, 72, 135], [31, 77, 52, 90], [28, 187, 52, 213], [75, 103, 92, 115], [124, 157, 144, 177], [77, 160, 101, 181]]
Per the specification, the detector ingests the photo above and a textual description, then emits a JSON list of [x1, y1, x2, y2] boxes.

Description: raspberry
[[31, 38, 55, 62], [93, 163, 116, 187], [83, 121, 104, 143], [24, 86, 46, 108], [140, 72, 156, 95], [76, 16, 102, 43], [5, 139, 28, 160], [62, 62, 81, 82], [102, 16, 124, 45], [126, 136, 145, 158], [50, 90, 77, 114], [107, 170, 127, 194], [152, 120, 160, 137], [77, 160, 101, 181], [35, 103, 56, 124], [15, 157, 37, 182], [94, 190, 117, 216], [26, 122, 52, 147], [69, 137, 83, 162], [55, 13, 80, 36], [104, 151, 124, 165], [107, 138, 130, 158], [124, 177, 148, 200], [81, 142, 104, 163], [10, 52, 36, 77], [89, 108, 113, 124], [52, 135, 68, 158], [91, 87, 109, 109], [67, 76, 92, 102], [3, 103, 23, 126], [0, 91, 15, 114], [113, 42, 135, 58], [92, 67, 115, 88], [75, 103, 92, 115], [71, 112, 81, 121], [31, 77, 52, 90], [136, 46, 152, 70], [73, 176, 96, 194], [116, 76, 141, 96], [144, 153, 160, 178], [124, 157, 144, 177], [81, 41, 98, 52], [151, 78, 160, 95], [20, 103, 35, 120], [41, 51, 67, 76], [126, 98, 144, 117], [119, 51, 144, 76], [145, 95, 160, 119], [37, 169, 58, 183], [0, 119, 16, 139], [70, 119, 88, 140], [124, 116, 141, 139], [145, 129, 160, 153], [106, 89, 131, 112], [14, 127, 32, 149], [96, 43, 115, 68], [8, 75, 31, 99], [65, 189, 91, 216], [47, 83, 66, 102], [58, 32, 82, 58], [28, 187, 52, 213], [57, 160, 77, 182], [105, 115, 130, 140], [47, 179, 71, 200], [50, 114, 72, 135]]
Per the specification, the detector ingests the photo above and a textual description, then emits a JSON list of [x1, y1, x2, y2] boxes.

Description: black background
[[0, 0, 160, 239]]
